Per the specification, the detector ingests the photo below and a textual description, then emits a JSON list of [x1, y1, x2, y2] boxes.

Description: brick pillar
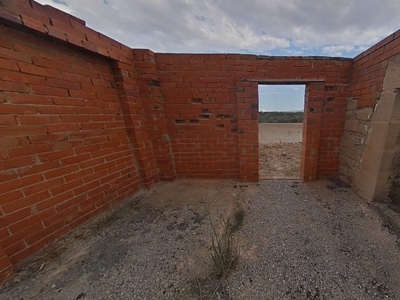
[[236, 81, 259, 182], [133, 49, 176, 181], [111, 60, 159, 188], [302, 83, 323, 181]]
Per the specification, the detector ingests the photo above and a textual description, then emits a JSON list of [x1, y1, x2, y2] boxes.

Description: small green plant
[[209, 216, 240, 279], [189, 210, 244, 299]]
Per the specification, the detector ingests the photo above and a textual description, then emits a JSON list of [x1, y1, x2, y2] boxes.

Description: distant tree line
[[259, 111, 304, 123]]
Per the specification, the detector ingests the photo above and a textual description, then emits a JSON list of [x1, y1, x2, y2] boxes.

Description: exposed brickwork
[[0, 24, 143, 269], [156, 54, 352, 181], [111, 60, 159, 188], [0, 0, 399, 283], [0, 244, 13, 282], [0, 0, 154, 280], [132, 49, 176, 181], [340, 29, 400, 185]]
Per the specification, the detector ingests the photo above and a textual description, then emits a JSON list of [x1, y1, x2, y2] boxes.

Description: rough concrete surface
[[1, 179, 400, 300]]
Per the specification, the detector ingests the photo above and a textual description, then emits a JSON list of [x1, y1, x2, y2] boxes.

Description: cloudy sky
[[36, 0, 400, 111]]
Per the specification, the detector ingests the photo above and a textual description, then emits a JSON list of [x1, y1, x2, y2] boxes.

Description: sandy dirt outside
[[259, 123, 303, 179]]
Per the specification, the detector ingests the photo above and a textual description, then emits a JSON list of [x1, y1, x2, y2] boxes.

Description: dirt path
[[259, 142, 302, 179], [2, 179, 400, 300], [259, 123, 302, 144], [259, 123, 302, 179]]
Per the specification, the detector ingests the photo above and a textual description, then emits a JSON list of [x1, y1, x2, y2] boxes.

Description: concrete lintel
[[248, 78, 325, 84]]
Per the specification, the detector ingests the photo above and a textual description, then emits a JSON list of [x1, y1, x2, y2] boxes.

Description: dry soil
[[1, 179, 400, 300], [259, 123, 302, 179]]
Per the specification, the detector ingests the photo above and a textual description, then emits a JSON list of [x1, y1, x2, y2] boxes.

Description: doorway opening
[[258, 84, 305, 179]]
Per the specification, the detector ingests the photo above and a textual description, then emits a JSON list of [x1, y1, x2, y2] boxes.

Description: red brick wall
[[349, 30, 400, 108], [132, 49, 176, 181], [1, 0, 398, 284], [156, 54, 352, 181], [350, 30, 400, 108], [0, 0, 166, 280], [0, 24, 143, 268], [0, 244, 12, 282], [340, 30, 400, 184]]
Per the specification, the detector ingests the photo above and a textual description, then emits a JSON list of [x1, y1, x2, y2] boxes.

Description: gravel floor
[[1, 179, 400, 300]]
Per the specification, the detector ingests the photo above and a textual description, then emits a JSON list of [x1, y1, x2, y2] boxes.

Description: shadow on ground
[[1, 179, 400, 299]]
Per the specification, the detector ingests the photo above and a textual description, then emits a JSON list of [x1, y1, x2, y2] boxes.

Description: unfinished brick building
[[0, 0, 399, 282]]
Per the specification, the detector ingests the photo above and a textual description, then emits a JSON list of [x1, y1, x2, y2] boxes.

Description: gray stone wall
[[388, 133, 400, 204], [339, 98, 374, 185]]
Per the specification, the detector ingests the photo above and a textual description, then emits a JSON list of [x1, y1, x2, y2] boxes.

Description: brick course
[[156, 54, 351, 181]]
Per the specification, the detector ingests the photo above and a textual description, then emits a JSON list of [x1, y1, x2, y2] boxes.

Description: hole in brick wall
[[152, 105, 162, 110], [192, 98, 203, 104], [239, 129, 244, 134], [231, 119, 238, 123], [175, 119, 185, 124], [216, 124, 225, 129], [189, 119, 199, 124], [327, 97, 334, 102], [231, 128, 238, 134], [84, 33, 89, 41], [49, 18, 53, 26], [251, 103, 259, 110], [200, 108, 212, 119], [216, 114, 232, 119], [324, 108, 334, 112], [236, 87, 245, 92], [310, 108, 316, 112], [324, 86, 336, 92], [148, 80, 160, 87]]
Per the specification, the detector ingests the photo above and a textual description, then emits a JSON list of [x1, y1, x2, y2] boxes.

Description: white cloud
[[36, 0, 72, 13], [35, 0, 400, 56], [322, 45, 355, 56]]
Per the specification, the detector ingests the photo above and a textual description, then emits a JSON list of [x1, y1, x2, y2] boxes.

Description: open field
[[259, 123, 303, 144], [259, 123, 303, 179]]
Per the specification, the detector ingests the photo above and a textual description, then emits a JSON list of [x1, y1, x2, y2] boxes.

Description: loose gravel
[[1, 179, 400, 300]]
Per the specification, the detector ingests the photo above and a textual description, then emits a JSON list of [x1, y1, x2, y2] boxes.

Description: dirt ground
[[1, 179, 400, 300], [259, 123, 302, 179]]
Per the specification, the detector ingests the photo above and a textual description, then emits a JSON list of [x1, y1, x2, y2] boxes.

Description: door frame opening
[[236, 78, 325, 182], [258, 83, 306, 180]]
